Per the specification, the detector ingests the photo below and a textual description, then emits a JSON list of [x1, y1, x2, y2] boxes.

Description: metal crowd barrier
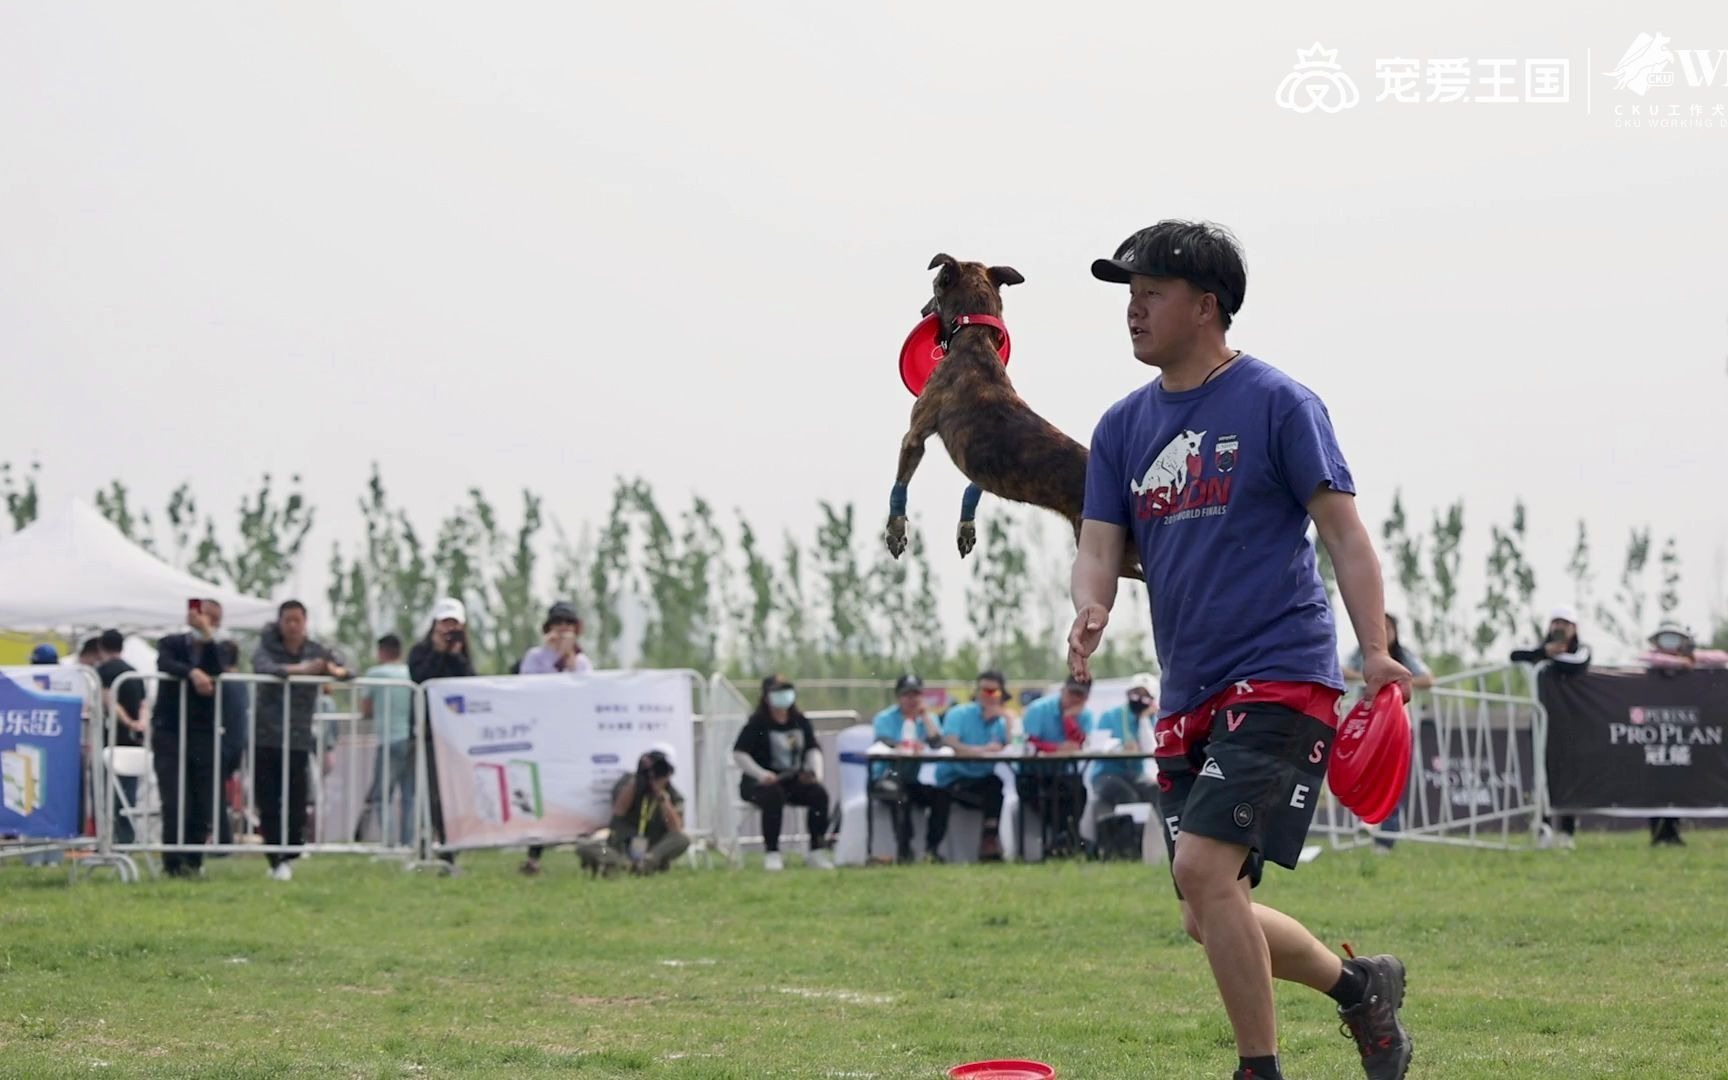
[[101, 670, 428, 876], [1310, 665, 1549, 852]]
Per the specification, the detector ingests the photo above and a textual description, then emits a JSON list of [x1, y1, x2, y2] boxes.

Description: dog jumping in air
[[884, 253, 1142, 580]]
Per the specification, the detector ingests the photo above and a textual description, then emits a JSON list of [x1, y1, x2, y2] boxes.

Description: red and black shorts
[[1151, 681, 1340, 898]]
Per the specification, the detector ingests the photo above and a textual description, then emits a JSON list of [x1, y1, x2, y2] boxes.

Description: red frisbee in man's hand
[[1358, 712, 1412, 825], [900, 313, 1010, 397], [1327, 684, 1409, 824]]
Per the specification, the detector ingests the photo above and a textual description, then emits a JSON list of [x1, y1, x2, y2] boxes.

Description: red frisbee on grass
[[947, 1061, 1055, 1080], [899, 313, 1011, 397], [1326, 684, 1410, 825]]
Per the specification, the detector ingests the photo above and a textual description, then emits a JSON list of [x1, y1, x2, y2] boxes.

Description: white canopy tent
[[0, 499, 277, 633]]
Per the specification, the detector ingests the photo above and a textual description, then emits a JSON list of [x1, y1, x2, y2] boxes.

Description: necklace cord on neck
[[1201, 350, 1242, 387]]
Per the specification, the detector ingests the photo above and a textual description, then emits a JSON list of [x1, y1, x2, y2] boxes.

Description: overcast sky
[[3, 2, 1725, 661]]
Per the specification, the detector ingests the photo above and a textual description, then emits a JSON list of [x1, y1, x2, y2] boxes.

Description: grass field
[[2, 832, 1725, 1079]]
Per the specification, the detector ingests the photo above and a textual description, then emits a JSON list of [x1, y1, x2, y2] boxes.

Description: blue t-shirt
[[1083, 356, 1353, 719], [1018, 695, 1093, 774], [935, 702, 1007, 786], [870, 704, 941, 781]]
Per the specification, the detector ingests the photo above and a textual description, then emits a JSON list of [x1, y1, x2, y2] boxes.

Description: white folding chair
[[103, 746, 160, 877]]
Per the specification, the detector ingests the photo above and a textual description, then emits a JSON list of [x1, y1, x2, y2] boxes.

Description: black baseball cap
[[1091, 220, 1247, 326], [762, 673, 795, 694], [895, 674, 924, 695], [545, 601, 580, 625]]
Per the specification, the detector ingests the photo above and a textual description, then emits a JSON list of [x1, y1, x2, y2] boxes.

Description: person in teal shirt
[[1092, 672, 1161, 810], [936, 670, 1010, 861], [1016, 675, 1093, 858], [357, 635, 416, 847], [869, 674, 951, 863]]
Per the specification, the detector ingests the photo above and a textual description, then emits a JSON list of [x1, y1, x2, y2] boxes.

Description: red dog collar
[[899, 313, 1012, 397]]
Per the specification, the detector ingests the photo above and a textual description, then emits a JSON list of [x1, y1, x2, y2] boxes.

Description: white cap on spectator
[[1128, 672, 1159, 698], [1548, 604, 1578, 625], [431, 597, 467, 625], [651, 740, 676, 765]]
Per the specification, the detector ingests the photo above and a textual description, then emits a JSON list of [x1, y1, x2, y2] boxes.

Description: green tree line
[[3, 460, 1725, 678]]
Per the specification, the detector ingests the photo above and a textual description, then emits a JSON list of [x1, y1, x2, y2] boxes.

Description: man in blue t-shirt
[[935, 670, 1011, 862], [1016, 676, 1093, 858], [1067, 221, 1414, 1080], [868, 674, 951, 863]]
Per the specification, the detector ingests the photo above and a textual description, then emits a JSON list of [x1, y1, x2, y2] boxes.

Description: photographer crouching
[[575, 744, 690, 876]]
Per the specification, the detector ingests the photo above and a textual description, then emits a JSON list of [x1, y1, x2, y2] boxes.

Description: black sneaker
[[1338, 954, 1412, 1079]]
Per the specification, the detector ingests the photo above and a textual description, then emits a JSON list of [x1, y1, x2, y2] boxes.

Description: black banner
[[1409, 720, 1535, 830], [1541, 668, 1728, 814]]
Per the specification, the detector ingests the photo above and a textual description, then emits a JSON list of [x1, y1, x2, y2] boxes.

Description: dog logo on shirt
[[1132, 429, 1236, 523], [1132, 430, 1206, 500]]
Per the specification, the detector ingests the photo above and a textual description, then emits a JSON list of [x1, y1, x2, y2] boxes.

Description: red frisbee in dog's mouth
[[900, 314, 1010, 397]]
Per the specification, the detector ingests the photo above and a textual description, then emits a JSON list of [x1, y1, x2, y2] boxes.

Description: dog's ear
[[928, 253, 959, 273], [987, 266, 1024, 288]]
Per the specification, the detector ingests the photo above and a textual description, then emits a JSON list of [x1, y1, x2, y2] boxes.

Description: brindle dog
[[884, 254, 1142, 580]]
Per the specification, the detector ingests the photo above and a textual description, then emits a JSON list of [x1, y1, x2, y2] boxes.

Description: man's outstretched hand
[[1067, 603, 1110, 682]]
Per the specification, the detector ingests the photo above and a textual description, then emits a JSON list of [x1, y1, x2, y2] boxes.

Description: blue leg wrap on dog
[[960, 483, 982, 522], [890, 483, 908, 517]]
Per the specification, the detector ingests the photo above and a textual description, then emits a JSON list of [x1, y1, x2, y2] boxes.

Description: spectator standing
[[935, 670, 1012, 862], [1640, 620, 1702, 847], [1017, 675, 1093, 857], [518, 602, 594, 675], [869, 674, 951, 863], [357, 635, 416, 847], [408, 598, 474, 873], [96, 629, 147, 844], [575, 746, 690, 876], [1511, 606, 1591, 848], [1343, 614, 1434, 852], [515, 601, 593, 874], [152, 600, 225, 878], [733, 675, 833, 871], [1510, 606, 1593, 672], [251, 600, 351, 881]]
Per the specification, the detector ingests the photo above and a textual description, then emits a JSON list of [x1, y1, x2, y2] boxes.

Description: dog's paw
[[885, 519, 908, 558], [957, 520, 976, 558]]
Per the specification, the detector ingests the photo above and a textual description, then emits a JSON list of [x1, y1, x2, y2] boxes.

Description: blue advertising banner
[[1, 668, 85, 839]]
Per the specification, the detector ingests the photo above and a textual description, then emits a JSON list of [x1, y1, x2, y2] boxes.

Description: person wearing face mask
[[409, 597, 476, 873], [733, 675, 833, 871], [1091, 672, 1162, 815], [1638, 621, 1717, 847], [152, 599, 226, 877]]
